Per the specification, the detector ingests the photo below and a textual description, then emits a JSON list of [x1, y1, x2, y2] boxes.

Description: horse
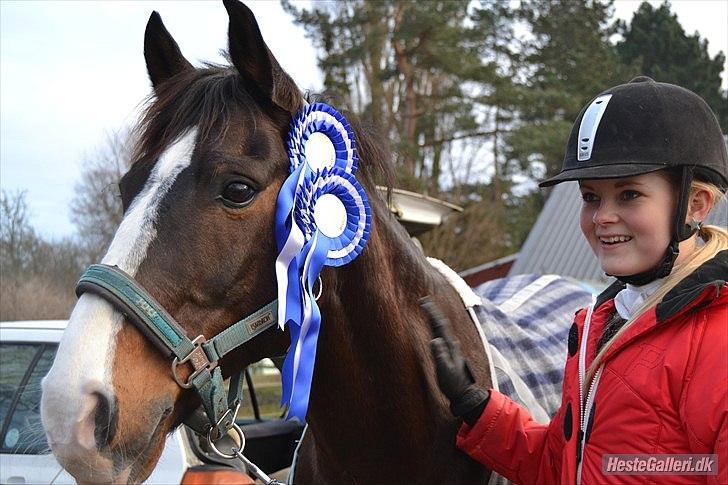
[[39, 1, 495, 483], [40, 2, 594, 483]]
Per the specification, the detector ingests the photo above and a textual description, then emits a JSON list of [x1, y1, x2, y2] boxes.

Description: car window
[[0, 343, 57, 454], [0, 344, 41, 429], [237, 358, 284, 421]]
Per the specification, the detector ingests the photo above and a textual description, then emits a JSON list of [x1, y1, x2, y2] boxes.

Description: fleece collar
[[655, 249, 728, 322], [594, 249, 727, 322]]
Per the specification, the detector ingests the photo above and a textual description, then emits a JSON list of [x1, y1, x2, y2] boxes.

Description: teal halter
[[75, 264, 278, 439]]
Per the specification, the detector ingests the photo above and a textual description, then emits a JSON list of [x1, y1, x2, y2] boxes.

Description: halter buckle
[[172, 335, 217, 389]]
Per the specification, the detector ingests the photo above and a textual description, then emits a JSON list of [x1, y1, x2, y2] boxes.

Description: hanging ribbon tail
[[280, 233, 318, 407], [275, 223, 305, 330], [275, 163, 308, 329], [279, 243, 313, 405], [280, 315, 300, 406], [281, 232, 330, 421]]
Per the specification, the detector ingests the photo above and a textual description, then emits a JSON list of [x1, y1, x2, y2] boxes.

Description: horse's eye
[[219, 181, 257, 208]]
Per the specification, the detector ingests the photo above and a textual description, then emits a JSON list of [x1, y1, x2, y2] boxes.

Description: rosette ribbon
[[274, 103, 371, 421]]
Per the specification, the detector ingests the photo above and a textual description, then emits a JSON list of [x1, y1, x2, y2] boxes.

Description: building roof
[[376, 187, 462, 236], [459, 252, 519, 287], [508, 181, 728, 289]]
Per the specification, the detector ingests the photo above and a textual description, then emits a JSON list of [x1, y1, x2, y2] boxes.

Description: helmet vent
[[577, 94, 612, 162]]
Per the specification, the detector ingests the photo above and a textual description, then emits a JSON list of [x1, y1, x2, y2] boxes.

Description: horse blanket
[[473, 274, 593, 421]]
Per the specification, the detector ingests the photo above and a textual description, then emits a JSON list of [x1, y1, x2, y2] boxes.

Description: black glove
[[421, 296, 490, 426]]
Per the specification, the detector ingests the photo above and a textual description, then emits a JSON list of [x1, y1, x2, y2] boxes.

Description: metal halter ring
[[207, 402, 242, 440], [207, 422, 246, 459]]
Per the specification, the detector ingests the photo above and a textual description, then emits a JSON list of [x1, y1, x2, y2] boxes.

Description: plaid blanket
[[473, 274, 594, 421]]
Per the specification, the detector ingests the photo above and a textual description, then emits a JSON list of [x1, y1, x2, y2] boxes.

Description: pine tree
[[507, 0, 634, 181], [615, 1, 727, 130]]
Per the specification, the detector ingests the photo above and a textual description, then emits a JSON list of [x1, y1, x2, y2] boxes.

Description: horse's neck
[[304, 202, 484, 477]]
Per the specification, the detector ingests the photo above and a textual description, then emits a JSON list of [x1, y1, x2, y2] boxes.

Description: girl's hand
[[420, 296, 490, 425]]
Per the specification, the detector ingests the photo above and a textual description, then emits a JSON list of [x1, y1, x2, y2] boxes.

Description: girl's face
[[579, 172, 676, 277]]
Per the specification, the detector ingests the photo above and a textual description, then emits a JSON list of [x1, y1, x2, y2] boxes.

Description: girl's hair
[[584, 178, 728, 388]]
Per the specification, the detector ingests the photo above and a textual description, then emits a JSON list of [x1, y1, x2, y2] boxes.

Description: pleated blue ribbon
[[274, 104, 371, 421]]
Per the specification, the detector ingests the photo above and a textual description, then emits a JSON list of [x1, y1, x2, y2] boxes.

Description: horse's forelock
[[130, 68, 395, 195], [130, 66, 285, 169]]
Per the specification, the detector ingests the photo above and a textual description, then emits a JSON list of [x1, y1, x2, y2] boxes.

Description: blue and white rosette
[[287, 102, 359, 175], [274, 103, 371, 421]]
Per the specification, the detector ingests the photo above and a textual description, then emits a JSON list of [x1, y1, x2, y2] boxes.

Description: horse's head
[[40, 1, 304, 482]]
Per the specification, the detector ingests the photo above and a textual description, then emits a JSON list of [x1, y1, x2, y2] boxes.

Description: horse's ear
[[144, 11, 193, 89], [223, 0, 302, 113]]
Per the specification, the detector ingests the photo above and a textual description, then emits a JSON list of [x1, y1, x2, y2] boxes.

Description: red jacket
[[457, 250, 728, 484]]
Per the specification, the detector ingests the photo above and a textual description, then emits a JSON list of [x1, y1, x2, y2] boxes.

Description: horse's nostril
[[93, 391, 118, 450]]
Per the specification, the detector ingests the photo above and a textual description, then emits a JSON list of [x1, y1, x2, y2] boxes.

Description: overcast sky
[[1, 0, 726, 240]]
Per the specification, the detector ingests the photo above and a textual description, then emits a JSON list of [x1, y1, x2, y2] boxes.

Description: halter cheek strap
[[75, 264, 278, 438]]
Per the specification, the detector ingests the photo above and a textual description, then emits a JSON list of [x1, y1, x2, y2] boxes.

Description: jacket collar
[[590, 250, 727, 363], [655, 249, 728, 322], [594, 249, 727, 320], [595, 280, 624, 310]]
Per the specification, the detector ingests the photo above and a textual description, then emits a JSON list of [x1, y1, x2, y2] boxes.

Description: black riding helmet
[[540, 76, 728, 285]]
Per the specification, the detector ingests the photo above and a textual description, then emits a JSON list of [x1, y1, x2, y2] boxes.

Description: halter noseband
[[75, 263, 278, 439]]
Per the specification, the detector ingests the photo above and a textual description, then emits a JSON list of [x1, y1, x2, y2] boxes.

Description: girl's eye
[[581, 192, 598, 203], [620, 190, 641, 201], [219, 181, 257, 208]]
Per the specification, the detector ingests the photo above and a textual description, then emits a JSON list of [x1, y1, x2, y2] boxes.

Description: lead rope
[[206, 430, 283, 484], [208, 431, 282, 484], [233, 450, 281, 485]]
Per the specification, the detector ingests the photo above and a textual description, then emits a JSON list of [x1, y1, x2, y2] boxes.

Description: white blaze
[[103, 128, 198, 272], [41, 129, 198, 447]]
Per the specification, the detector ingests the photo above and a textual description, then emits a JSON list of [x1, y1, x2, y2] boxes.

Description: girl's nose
[[592, 201, 619, 225]]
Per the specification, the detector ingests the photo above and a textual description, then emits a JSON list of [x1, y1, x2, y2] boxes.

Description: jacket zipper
[[576, 297, 598, 485], [576, 365, 602, 484]]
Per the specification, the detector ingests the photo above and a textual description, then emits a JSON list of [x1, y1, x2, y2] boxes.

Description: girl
[[425, 77, 727, 484]]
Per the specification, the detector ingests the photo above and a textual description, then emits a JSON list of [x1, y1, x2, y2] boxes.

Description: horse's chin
[[53, 441, 153, 485], [60, 438, 165, 485], [114, 410, 172, 484], [125, 420, 171, 484], [52, 447, 118, 484], [75, 468, 132, 485]]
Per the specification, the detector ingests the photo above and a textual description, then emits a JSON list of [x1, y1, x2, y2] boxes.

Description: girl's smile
[[579, 172, 676, 277]]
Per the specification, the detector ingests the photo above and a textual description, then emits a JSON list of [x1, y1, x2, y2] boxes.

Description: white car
[[0, 320, 286, 484]]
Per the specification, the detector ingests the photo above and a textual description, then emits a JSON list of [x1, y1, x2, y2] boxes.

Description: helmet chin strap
[[611, 241, 679, 286], [609, 167, 697, 286]]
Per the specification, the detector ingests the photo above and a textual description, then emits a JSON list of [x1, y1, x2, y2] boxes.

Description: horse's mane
[[129, 64, 395, 191]]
